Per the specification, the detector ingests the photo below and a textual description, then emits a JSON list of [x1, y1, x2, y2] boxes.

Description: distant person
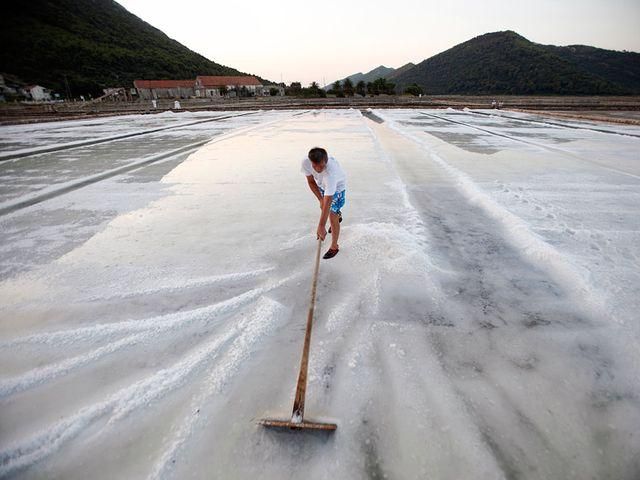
[[301, 147, 346, 259]]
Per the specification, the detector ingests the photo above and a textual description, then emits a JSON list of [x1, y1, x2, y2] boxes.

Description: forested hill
[[327, 64, 414, 90], [393, 31, 640, 95], [0, 0, 267, 97], [338, 65, 395, 87]]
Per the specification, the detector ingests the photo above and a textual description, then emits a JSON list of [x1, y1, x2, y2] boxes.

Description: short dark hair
[[308, 147, 328, 164]]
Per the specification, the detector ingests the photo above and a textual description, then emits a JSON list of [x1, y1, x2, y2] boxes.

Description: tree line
[[284, 78, 424, 97]]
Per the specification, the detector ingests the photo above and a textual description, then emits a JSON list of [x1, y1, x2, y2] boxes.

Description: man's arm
[[306, 175, 323, 205], [317, 194, 333, 240]]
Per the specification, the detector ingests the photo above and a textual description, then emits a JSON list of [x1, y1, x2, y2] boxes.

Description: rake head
[[259, 418, 337, 431]]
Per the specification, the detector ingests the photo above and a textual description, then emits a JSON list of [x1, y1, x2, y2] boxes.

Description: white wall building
[[23, 85, 52, 101], [195, 76, 263, 97], [133, 80, 195, 100]]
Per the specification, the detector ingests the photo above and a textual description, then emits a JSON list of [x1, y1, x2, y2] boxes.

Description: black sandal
[[323, 248, 339, 259]]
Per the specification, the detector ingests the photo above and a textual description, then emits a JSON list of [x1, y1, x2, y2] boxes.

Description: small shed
[[23, 85, 52, 101]]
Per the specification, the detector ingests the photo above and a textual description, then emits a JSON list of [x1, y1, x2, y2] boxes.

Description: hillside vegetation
[[0, 0, 266, 97], [393, 31, 640, 95]]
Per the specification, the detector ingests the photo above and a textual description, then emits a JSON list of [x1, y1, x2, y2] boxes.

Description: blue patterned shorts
[[319, 188, 346, 214]]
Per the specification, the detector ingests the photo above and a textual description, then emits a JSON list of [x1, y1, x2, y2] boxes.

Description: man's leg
[[329, 212, 340, 250]]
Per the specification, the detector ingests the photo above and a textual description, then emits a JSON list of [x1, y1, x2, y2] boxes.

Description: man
[[301, 147, 346, 259]]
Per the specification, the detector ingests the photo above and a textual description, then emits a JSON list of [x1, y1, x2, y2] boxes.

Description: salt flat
[[0, 109, 639, 479]]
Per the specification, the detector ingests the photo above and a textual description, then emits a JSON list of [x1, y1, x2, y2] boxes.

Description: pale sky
[[118, 0, 640, 86]]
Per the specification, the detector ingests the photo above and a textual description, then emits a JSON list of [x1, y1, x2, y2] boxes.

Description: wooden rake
[[259, 238, 337, 431]]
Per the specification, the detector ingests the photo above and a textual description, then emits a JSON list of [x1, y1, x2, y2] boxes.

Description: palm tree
[[343, 78, 354, 97]]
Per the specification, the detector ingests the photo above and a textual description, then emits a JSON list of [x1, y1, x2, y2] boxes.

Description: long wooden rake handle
[[291, 237, 323, 422]]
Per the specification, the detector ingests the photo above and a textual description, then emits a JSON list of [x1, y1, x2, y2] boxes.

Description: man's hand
[[317, 224, 327, 241]]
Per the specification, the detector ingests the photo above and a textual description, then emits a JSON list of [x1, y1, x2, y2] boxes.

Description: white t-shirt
[[300, 155, 346, 196]]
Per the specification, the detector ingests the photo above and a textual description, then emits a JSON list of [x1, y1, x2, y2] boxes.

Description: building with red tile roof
[[133, 75, 278, 100], [195, 76, 262, 97], [133, 79, 195, 100]]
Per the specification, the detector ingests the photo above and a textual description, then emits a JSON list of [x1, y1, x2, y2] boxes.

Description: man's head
[[308, 147, 328, 173]]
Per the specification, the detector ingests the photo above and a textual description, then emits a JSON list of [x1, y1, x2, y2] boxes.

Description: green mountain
[[546, 44, 640, 94], [393, 31, 640, 95], [327, 65, 396, 90], [325, 62, 414, 91], [386, 62, 416, 81], [0, 0, 268, 97]]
